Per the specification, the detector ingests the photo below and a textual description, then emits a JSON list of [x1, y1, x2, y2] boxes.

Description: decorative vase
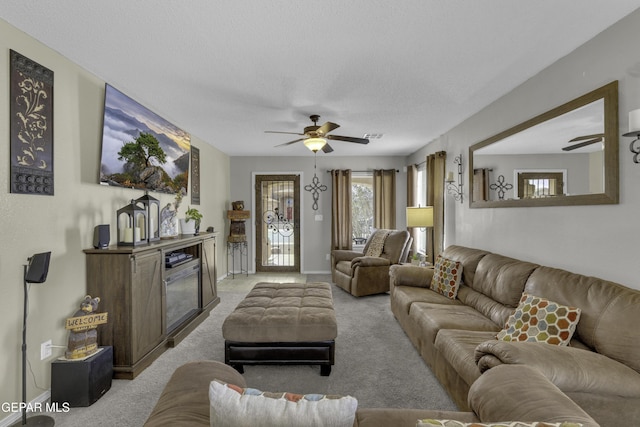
[[180, 219, 196, 235]]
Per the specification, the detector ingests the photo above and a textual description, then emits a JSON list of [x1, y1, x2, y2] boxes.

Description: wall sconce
[[446, 154, 464, 203], [623, 109, 640, 163], [406, 205, 434, 231]]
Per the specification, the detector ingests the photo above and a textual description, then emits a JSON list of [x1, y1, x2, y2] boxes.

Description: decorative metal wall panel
[[10, 50, 54, 195]]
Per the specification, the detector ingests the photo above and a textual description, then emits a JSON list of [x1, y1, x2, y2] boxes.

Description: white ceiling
[[2, 1, 640, 157]]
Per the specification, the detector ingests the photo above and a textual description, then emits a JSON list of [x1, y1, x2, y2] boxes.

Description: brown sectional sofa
[[144, 359, 598, 426], [389, 245, 640, 427]]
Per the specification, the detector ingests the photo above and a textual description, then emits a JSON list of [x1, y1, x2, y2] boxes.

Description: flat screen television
[[99, 84, 190, 194]]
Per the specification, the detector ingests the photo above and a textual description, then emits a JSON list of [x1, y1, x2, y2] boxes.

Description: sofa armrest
[[389, 264, 434, 289], [351, 256, 391, 268], [469, 364, 599, 426], [475, 340, 640, 397], [332, 250, 364, 264], [145, 361, 246, 427]]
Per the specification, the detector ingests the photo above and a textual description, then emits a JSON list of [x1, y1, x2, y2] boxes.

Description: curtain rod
[[326, 169, 399, 173]]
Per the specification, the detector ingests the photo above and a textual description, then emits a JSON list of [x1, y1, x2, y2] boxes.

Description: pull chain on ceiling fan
[[265, 114, 369, 153]]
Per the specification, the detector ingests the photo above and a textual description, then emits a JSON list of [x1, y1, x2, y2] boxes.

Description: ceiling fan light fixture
[[304, 137, 327, 152]]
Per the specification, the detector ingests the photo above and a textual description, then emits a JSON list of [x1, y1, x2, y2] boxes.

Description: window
[[352, 173, 373, 249], [415, 164, 427, 254], [516, 170, 566, 199]]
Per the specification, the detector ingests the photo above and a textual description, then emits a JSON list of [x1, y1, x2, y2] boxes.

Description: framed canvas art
[[99, 84, 190, 195]]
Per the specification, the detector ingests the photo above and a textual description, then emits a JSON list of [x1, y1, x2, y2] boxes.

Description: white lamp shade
[[406, 206, 434, 228], [303, 137, 327, 152]]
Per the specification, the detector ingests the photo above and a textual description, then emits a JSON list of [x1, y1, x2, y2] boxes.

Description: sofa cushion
[[475, 340, 640, 397], [409, 303, 500, 346], [434, 330, 497, 386], [496, 293, 581, 346], [209, 380, 357, 427], [469, 253, 538, 308], [524, 266, 640, 373], [393, 286, 462, 316], [336, 260, 353, 276], [431, 255, 463, 299], [440, 246, 491, 288]]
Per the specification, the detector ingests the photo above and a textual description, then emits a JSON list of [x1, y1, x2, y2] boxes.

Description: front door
[[255, 174, 300, 272]]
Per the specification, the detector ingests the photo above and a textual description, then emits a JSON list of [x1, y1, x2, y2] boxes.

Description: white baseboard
[[0, 390, 51, 427]]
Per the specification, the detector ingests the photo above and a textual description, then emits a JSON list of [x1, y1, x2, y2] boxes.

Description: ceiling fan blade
[[265, 131, 305, 136], [274, 138, 304, 147], [327, 134, 370, 144], [568, 133, 604, 142], [317, 121, 340, 136], [322, 143, 334, 153], [562, 137, 603, 151]]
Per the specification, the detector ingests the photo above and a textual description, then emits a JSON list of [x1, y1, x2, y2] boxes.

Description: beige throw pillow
[[209, 380, 357, 427]]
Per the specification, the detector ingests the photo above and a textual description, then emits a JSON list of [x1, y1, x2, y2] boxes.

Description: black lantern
[[136, 191, 160, 243], [117, 200, 147, 246]]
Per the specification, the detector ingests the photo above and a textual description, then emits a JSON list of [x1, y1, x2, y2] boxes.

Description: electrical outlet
[[40, 340, 52, 360]]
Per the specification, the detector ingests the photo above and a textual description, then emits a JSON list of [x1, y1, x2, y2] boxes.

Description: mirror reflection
[[469, 81, 618, 208]]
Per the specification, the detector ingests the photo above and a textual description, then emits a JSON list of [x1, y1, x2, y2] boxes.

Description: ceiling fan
[[562, 133, 604, 151], [265, 114, 369, 153]]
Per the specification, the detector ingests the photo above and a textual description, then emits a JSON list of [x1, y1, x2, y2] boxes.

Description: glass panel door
[[255, 174, 300, 272]]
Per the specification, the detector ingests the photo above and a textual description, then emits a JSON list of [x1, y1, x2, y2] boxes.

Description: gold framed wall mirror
[[469, 81, 619, 208]]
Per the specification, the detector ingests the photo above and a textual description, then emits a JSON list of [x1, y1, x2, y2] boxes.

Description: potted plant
[[181, 206, 203, 235], [411, 253, 422, 266]]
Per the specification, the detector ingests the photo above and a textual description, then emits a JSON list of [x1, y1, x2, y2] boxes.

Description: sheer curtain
[[406, 164, 418, 255], [373, 169, 396, 229], [426, 152, 446, 263], [331, 169, 352, 250]]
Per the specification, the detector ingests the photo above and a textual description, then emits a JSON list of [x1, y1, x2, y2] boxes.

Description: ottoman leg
[[320, 365, 331, 376]]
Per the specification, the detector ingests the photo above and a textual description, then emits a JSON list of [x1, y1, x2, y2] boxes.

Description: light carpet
[[49, 274, 456, 426]]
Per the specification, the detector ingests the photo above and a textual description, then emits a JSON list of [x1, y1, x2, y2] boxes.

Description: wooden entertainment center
[[84, 233, 219, 379]]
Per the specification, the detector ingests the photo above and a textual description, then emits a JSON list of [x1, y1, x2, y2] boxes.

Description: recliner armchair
[[331, 229, 411, 297]]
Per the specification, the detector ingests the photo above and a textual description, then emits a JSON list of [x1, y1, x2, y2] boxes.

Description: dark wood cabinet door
[[201, 236, 217, 308], [130, 250, 164, 363]]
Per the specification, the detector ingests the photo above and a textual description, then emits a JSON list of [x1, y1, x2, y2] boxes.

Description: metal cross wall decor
[[304, 173, 327, 211], [489, 175, 513, 200]]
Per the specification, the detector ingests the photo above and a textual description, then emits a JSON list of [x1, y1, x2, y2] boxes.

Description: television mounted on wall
[[99, 84, 190, 194]]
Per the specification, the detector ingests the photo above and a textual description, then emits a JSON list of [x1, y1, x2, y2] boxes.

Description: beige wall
[[408, 9, 640, 290], [229, 156, 407, 273], [0, 19, 230, 420]]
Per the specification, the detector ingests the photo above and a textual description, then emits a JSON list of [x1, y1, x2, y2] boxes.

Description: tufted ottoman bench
[[222, 282, 337, 376]]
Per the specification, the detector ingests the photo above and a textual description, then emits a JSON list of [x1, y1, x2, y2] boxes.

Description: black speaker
[[93, 224, 110, 249], [25, 251, 51, 283], [51, 346, 113, 407]]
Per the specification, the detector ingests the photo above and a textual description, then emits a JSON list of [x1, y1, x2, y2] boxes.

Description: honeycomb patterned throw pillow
[[430, 255, 463, 299], [497, 293, 581, 346]]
